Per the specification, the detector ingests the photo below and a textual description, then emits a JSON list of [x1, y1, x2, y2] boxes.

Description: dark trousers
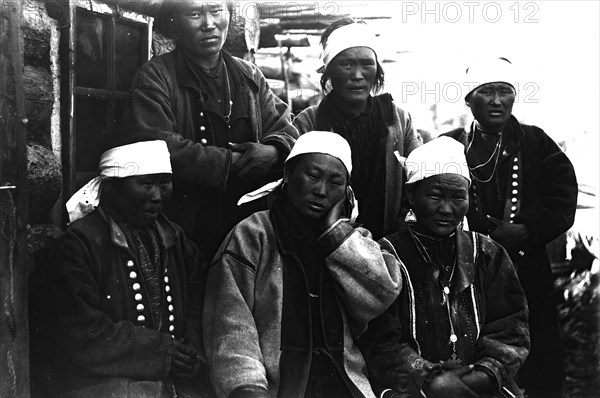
[[517, 296, 565, 398]]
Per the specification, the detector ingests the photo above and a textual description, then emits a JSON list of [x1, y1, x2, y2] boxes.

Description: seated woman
[[45, 138, 208, 397], [362, 137, 530, 398], [203, 131, 402, 398], [293, 18, 421, 240]]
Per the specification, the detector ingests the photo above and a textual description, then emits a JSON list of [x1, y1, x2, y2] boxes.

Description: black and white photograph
[[1, 1, 598, 397]]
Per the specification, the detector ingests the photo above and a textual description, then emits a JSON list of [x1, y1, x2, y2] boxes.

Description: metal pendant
[[447, 351, 462, 366]]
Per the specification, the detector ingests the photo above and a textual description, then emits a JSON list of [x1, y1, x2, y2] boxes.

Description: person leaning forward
[[42, 138, 210, 397], [121, 1, 298, 259], [442, 57, 578, 398]]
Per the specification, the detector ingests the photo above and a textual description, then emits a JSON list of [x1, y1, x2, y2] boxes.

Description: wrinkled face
[[284, 153, 348, 220], [328, 46, 378, 108], [175, 1, 230, 64], [111, 174, 173, 227], [407, 174, 469, 238], [467, 82, 515, 132]]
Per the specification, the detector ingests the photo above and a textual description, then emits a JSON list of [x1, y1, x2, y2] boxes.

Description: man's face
[[407, 174, 470, 238], [175, 1, 230, 63], [112, 174, 173, 227], [327, 47, 378, 109], [467, 82, 516, 132], [284, 153, 348, 220]]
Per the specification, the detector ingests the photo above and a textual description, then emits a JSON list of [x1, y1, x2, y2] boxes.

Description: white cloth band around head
[[404, 136, 471, 186], [66, 140, 172, 223], [464, 57, 516, 100], [237, 131, 357, 222], [320, 22, 378, 72]]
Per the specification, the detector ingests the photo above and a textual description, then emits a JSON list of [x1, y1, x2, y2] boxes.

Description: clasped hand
[[169, 338, 203, 379], [487, 215, 528, 249], [229, 142, 279, 182], [423, 366, 494, 398]]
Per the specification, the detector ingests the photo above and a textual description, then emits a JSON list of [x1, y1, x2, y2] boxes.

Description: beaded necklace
[[408, 226, 462, 365], [467, 131, 504, 184], [222, 59, 233, 127]]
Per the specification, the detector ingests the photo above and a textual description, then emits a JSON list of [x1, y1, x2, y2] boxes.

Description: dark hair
[[159, 1, 235, 37], [319, 18, 385, 94], [161, 1, 235, 21]]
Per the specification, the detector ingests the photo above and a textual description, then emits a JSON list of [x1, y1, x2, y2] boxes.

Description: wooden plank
[[0, 0, 30, 396]]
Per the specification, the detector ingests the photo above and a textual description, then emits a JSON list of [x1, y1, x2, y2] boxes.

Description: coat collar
[[175, 46, 259, 93], [388, 224, 476, 293], [97, 206, 179, 251], [465, 115, 526, 161], [315, 93, 395, 130], [270, 194, 319, 256]]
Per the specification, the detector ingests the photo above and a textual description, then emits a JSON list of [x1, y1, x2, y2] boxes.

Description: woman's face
[[284, 153, 348, 220], [108, 173, 173, 227], [327, 46, 377, 108], [407, 174, 470, 238]]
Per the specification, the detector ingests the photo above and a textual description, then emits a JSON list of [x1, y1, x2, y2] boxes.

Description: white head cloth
[[320, 22, 379, 72], [237, 131, 355, 212], [464, 57, 516, 100], [66, 140, 172, 223], [286, 130, 352, 175], [404, 136, 471, 186]]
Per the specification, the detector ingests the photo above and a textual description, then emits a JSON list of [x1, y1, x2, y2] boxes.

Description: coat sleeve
[[202, 219, 270, 397], [318, 221, 402, 338], [179, 227, 206, 356], [292, 106, 317, 135], [395, 105, 422, 156], [123, 60, 233, 191], [514, 128, 578, 246], [52, 229, 173, 380], [361, 301, 443, 397], [250, 61, 298, 157], [474, 237, 531, 390], [359, 242, 442, 397]]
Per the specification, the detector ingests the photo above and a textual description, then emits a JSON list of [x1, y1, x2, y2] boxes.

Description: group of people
[[32, 1, 579, 398]]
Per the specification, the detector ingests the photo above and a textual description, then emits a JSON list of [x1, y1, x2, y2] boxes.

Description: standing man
[[443, 57, 578, 398], [122, 1, 298, 259]]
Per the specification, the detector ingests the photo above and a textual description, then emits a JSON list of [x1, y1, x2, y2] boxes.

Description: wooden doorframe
[[0, 0, 30, 396]]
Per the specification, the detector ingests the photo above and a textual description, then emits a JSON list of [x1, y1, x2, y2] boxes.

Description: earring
[[405, 209, 417, 223]]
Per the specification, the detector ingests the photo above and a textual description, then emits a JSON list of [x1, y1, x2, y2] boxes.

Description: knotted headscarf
[[464, 57, 516, 100], [238, 131, 358, 221], [66, 140, 172, 223], [403, 136, 471, 186], [319, 22, 379, 73]]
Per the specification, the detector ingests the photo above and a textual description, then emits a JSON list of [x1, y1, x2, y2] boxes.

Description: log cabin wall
[[2, 1, 254, 394]]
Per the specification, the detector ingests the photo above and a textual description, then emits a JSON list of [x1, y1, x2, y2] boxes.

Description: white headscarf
[[403, 136, 471, 186], [66, 140, 172, 223], [319, 22, 379, 72], [285, 130, 352, 175], [237, 131, 357, 220], [464, 57, 516, 100]]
